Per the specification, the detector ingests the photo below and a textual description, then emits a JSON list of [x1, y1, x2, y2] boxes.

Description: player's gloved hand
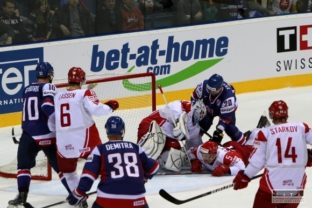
[[212, 164, 230, 176], [67, 189, 88, 206], [173, 123, 185, 140], [307, 148, 312, 167], [191, 159, 202, 173], [233, 170, 250, 190], [105, 100, 119, 111], [211, 129, 224, 144]]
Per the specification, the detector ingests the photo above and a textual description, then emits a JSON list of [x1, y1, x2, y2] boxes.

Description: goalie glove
[[104, 100, 119, 111], [67, 189, 88, 206], [173, 122, 185, 140]]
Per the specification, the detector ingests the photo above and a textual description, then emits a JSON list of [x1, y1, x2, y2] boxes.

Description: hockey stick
[[11, 127, 19, 144], [159, 174, 262, 205], [256, 113, 271, 128], [40, 191, 96, 208]]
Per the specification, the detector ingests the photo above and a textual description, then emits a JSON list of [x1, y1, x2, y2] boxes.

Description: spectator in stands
[[29, 0, 56, 42], [0, 0, 31, 44], [0, 20, 12, 45], [267, 0, 297, 15], [176, 0, 203, 25], [95, 0, 121, 34], [55, 0, 94, 38], [296, 0, 311, 13], [120, 0, 144, 32], [201, 0, 218, 22], [139, 0, 164, 29]]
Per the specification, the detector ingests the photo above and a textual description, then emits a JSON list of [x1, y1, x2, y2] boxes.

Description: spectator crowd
[[0, 0, 311, 46]]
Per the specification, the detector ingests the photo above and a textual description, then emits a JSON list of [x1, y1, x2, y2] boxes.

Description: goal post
[[0, 72, 157, 181]]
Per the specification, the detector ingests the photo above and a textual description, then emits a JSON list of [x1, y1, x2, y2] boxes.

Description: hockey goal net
[[0, 72, 156, 181]]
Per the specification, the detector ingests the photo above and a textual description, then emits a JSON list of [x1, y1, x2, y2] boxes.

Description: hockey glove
[[212, 164, 230, 176], [67, 189, 88, 206], [105, 100, 119, 111], [307, 148, 312, 167], [173, 123, 185, 140], [191, 159, 202, 173], [211, 129, 224, 144], [233, 170, 250, 190]]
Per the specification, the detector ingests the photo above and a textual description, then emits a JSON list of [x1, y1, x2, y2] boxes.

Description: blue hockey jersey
[[21, 82, 56, 139], [192, 80, 238, 131], [77, 140, 159, 198]]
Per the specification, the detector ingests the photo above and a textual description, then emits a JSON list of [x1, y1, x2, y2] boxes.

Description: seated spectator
[[120, 0, 144, 32], [0, 20, 12, 45], [296, 0, 311, 13], [55, 0, 94, 38], [95, 0, 121, 34], [201, 0, 219, 22], [0, 0, 31, 44], [139, 0, 164, 29], [176, 0, 203, 25], [267, 0, 297, 15], [29, 0, 56, 42]]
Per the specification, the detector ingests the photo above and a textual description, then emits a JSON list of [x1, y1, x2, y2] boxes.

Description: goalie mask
[[191, 99, 207, 124], [199, 141, 218, 164]]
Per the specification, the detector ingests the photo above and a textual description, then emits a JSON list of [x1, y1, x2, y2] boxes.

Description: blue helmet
[[206, 74, 223, 92], [36, 62, 54, 82], [105, 116, 125, 136]]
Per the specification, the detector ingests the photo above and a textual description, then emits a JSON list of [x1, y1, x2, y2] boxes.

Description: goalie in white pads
[[137, 100, 207, 172]]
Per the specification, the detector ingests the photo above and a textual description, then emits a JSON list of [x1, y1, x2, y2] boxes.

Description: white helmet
[[191, 100, 207, 124]]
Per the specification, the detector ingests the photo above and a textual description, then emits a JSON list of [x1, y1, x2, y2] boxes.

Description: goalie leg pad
[[138, 120, 166, 160], [159, 148, 186, 172]]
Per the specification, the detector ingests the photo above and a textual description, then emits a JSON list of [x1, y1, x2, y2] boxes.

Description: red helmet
[[269, 100, 288, 119], [68, 67, 86, 84], [200, 141, 218, 155]]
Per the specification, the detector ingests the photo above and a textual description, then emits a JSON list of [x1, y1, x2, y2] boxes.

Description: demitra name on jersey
[[106, 142, 134, 150]]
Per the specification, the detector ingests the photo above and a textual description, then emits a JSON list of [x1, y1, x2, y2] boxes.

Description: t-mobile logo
[[277, 25, 312, 53]]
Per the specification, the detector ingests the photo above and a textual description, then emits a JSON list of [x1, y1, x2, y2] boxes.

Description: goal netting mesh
[[0, 72, 156, 180]]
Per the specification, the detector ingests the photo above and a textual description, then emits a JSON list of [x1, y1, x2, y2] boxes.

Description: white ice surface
[[0, 86, 312, 208]]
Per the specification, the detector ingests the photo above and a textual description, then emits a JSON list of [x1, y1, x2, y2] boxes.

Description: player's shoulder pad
[[42, 83, 56, 97], [194, 83, 204, 98], [223, 150, 241, 165]]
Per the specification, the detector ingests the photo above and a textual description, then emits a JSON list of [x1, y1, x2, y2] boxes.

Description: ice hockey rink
[[0, 86, 312, 208]]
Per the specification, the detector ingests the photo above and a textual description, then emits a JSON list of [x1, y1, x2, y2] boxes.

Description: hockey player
[[137, 100, 207, 172], [188, 140, 246, 176], [233, 100, 312, 208], [53, 67, 119, 205], [191, 73, 245, 144], [8, 62, 70, 207], [67, 116, 159, 208]]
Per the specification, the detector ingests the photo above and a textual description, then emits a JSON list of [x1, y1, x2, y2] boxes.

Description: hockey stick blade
[[11, 127, 19, 144], [40, 191, 96, 208], [159, 174, 262, 205]]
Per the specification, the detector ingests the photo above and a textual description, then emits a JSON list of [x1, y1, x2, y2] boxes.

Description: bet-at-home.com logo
[[0, 48, 43, 113]]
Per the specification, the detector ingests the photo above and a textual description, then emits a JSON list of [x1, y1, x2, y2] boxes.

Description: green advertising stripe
[[122, 58, 223, 91]]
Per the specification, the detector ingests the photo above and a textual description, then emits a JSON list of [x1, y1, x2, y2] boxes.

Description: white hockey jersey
[[54, 88, 112, 158], [245, 122, 312, 193], [196, 145, 246, 176], [158, 100, 202, 148]]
